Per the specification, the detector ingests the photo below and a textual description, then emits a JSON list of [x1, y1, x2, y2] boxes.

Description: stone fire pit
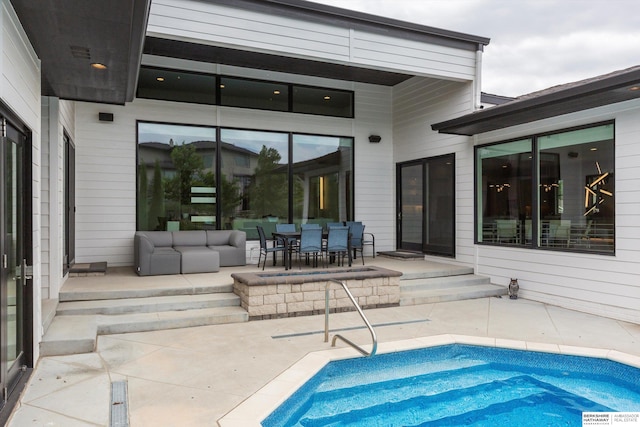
[[231, 266, 402, 320]]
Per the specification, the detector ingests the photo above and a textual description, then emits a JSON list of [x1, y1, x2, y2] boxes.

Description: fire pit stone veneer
[[231, 266, 402, 320]]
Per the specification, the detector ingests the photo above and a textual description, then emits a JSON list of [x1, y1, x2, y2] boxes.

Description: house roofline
[[432, 66, 640, 136]]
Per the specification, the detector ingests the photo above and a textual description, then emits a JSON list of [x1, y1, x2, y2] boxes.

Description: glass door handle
[[17, 258, 32, 282]]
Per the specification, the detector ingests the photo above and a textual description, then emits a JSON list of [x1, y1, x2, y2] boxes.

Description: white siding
[[393, 77, 476, 265], [147, 0, 477, 81], [74, 70, 399, 265], [40, 98, 52, 299], [2, 0, 42, 356], [353, 83, 394, 253], [472, 99, 640, 324]]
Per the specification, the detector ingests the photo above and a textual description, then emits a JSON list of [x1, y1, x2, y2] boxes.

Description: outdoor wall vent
[[368, 135, 381, 143], [99, 112, 114, 122]]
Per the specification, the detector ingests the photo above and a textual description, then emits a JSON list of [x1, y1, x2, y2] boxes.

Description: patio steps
[[41, 284, 248, 357], [399, 266, 507, 305]]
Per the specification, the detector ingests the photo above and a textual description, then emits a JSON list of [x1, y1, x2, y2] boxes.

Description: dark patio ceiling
[[10, 0, 151, 105], [432, 66, 640, 136], [143, 37, 414, 87]]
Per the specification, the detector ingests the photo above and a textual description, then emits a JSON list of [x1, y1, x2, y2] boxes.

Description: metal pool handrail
[[324, 279, 377, 357]]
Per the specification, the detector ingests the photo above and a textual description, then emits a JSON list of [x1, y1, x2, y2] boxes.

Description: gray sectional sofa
[[134, 230, 246, 276]]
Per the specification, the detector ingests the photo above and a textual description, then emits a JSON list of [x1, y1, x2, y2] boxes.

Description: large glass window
[[137, 122, 217, 231], [220, 129, 289, 238], [292, 134, 353, 226], [477, 139, 532, 246], [476, 122, 614, 254], [138, 123, 354, 238]]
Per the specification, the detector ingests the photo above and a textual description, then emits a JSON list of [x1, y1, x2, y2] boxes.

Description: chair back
[[326, 222, 344, 230], [346, 221, 364, 248], [300, 223, 321, 230], [299, 228, 323, 253], [256, 225, 267, 249], [276, 223, 296, 233], [326, 226, 349, 252]]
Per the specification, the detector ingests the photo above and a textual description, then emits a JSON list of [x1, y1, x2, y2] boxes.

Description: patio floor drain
[[110, 380, 129, 427]]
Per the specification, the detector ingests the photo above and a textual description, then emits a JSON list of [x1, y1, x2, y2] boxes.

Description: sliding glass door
[[0, 118, 31, 412], [397, 154, 455, 257]]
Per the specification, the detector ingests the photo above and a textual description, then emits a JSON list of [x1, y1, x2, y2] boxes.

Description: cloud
[[483, 31, 640, 96], [310, 0, 640, 96]]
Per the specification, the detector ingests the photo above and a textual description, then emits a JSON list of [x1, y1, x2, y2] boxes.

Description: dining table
[[272, 230, 352, 270]]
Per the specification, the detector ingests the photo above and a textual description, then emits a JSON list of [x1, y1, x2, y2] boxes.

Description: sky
[[309, 0, 640, 97]]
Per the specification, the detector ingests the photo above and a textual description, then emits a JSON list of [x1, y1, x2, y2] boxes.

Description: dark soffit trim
[[143, 37, 415, 87]]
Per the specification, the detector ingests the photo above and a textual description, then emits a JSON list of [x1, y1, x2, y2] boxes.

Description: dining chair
[[325, 225, 350, 267], [325, 222, 344, 230], [276, 223, 298, 245], [347, 221, 375, 258], [346, 221, 365, 265], [256, 225, 286, 270], [300, 223, 321, 230], [296, 227, 324, 269]]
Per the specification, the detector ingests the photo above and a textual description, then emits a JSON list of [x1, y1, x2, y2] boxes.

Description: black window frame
[[136, 121, 355, 237], [474, 121, 615, 255], [136, 66, 355, 118]]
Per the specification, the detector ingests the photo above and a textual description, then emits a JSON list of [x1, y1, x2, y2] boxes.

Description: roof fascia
[[432, 68, 640, 135]]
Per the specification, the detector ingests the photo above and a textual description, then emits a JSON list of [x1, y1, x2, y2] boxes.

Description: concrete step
[[400, 265, 474, 281], [59, 282, 233, 302], [400, 284, 507, 305], [40, 305, 248, 356], [57, 293, 240, 315], [400, 274, 491, 292]]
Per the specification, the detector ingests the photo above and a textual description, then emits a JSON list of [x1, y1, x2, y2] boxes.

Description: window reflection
[[477, 139, 532, 246], [538, 124, 614, 252], [137, 124, 354, 238], [293, 134, 353, 227], [137, 122, 217, 231], [221, 129, 289, 238]]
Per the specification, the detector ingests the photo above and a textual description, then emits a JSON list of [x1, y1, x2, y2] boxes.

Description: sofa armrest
[[229, 230, 246, 248]]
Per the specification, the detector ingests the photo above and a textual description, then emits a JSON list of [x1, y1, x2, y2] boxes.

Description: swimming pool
[[262, 343, 640, 426]]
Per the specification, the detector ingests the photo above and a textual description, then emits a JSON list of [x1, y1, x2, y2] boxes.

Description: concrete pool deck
[[8, 277, 640, 425]]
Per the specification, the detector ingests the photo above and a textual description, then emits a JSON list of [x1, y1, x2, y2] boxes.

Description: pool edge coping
[[216, 334, 640, 427]]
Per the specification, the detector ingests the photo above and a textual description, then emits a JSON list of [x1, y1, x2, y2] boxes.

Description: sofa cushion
[[142, 231, 174, 247], [206, 230, 232, 246], [174, 246, 219, 274], [172, 230, 207, 246]]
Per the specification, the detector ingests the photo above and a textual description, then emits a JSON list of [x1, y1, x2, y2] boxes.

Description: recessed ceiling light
[[220, 84, 225, 89], [590, 147, 598, 151], [156, 77, 165, 82], [324, 96, 331, 100], [629, 86, 640, 91], [91, 63, 107, 70], [273, 90, 280, 95]]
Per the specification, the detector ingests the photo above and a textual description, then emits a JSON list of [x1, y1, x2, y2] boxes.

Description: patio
[[7, 257, 640, 426]]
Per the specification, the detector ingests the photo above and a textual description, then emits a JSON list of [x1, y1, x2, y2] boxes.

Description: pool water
[[262, 344, 640, 427]]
